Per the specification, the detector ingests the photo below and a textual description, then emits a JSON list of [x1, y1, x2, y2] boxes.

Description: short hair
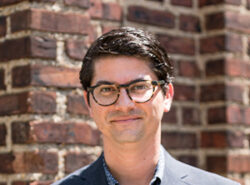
[[79, 27, 174, 101]]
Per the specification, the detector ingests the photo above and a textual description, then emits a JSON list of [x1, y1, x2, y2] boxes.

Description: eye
[[130, 82, 151, 93], [96, 85, 117, 96]]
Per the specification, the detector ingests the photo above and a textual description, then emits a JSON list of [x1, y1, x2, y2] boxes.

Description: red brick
[[200, 83, 225, 102], [245, 108, 250, 125], [162, 132, 197, 149], [178, 155, 197, 167], [207, 106, 226, 124], [171, 0, 192, 7], [228, 155, 250, 173], [225, 12, 250, 34], [227, 105, 244, 124], [0, 91, 56, 116], [182, 107, 201, 125], [12, 121, 101, 145], [200, 34, 242, 54], [206, 156, 227, 174], [157, 34, 195, 55], [179, 14, 201, 32], [178, 60, 200, 78], [0, 152, 57, 174], [12, 181, 52, 185], [226, 84, 244, 103], [65, 39, 88, 60], [205, 12, 224, 30], [225, 59, 250, 78], [64, 0, 90, 8], [199, 0, 240, 7], [201, 130, 244, 148], [0, 69, 6, 89], [0, 124, 7, 145], [11, 9, 92, 34], [205, 58, 225, 76], [12, 64, 81, 88], [102, 3, 122, 21], [127, 6, 175, 28], [162, 106, 177, 124], [0, 0, 23, 6], [67, 94, 89, 115], [248, 37, 250, 55], [65, 152, 96, 173], [0, 16, 6, 37], [0, 36, 56, 62], [174, 84, 196, 101], [89, 0, 102, 19]]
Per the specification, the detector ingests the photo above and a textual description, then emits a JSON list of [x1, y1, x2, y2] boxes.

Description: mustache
[[107, 109, 145, 120]]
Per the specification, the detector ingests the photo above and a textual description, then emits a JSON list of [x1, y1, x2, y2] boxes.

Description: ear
[[83, 91, 93, 117], [163, 83, 174, 112]]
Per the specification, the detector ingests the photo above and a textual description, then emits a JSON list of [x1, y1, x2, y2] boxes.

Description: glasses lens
[[128, 81, 154, 103], [93, 84, 118, 105]]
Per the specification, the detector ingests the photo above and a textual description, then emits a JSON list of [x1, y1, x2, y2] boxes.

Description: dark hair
[[79, 27, 174, 100]]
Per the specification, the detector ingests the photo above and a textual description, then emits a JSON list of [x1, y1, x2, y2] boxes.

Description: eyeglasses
[[87, 79, 166, 106]]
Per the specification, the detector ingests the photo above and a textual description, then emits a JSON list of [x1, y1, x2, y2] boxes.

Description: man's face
[[84, 56, 173, 144]]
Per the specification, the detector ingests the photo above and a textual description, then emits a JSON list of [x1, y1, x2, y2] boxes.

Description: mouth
[[110, 116, 142, 123]]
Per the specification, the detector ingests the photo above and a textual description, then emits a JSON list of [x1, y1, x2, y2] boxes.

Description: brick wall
[[0, 0, 249, 184]]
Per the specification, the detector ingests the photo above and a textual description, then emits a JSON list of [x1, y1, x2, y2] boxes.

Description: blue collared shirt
[[102, 147, 165, 185]]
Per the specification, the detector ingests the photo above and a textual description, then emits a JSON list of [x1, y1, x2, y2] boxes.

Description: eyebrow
[[94, 78, 147, 86]]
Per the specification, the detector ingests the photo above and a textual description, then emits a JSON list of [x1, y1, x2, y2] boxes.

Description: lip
[[110, 116, 142, 123]]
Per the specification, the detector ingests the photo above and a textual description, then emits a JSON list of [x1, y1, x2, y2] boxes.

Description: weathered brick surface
[[225, 12, 250, 34], [65, 152, 95, 173], [162, 132, 197, 149], [11, 9, 92, 34], [199, 0, 240, 7], [64, 0, 90, 8], [65, 39, 88, 60], [228, 155, 250, 173], [201, 131, 245, 148], [171, 0, 192, 7], [178, 60, 200, 78], [179, 14, 201, 32], [205, 12, 224, 30], [206, 156, 227, 173], [200, 83, 225, 102], [128, 6, 175, 28], [173, 84, 196, 101], [0, 0, 23, 6], [0, 124, 7, 145], [0, 152, 58, 174], [12, 64, 81, 88], [12, 181, 52, 185], [157, 34, 195, 55], [67, 94, 89, 115], [0, 69, 6, 89], [200, 34, 242, 54], [89, 1, 122, 21], [12, 121, 100, 145], [0, 36, 56, 62], [162, 106, 177, 124], [0, 91, 56, 116], [226, 84, 244, 103], [182, 107, 200, 125], [0, 16, 6, 37]]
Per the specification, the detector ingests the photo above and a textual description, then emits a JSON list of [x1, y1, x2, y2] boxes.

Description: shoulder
[[162, 148, 241, 185], [52, 154, 106, 185]]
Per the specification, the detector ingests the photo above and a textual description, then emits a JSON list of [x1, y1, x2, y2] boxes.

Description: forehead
[[91, 56, 157, 85]]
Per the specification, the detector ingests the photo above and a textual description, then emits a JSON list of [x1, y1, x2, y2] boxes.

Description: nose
[[115, 88, 134, 109]]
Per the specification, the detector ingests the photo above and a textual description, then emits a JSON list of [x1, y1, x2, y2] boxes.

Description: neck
[[103, 133, 161, 185]]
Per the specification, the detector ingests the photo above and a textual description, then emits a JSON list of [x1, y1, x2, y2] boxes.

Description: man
[[53, 27, 240, 185]]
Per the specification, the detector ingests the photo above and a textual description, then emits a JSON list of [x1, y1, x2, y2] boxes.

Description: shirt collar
[[102, 146, 165, 185]]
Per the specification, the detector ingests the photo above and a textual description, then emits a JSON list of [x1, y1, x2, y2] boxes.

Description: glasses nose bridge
[[116, 83, 133, 101]]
